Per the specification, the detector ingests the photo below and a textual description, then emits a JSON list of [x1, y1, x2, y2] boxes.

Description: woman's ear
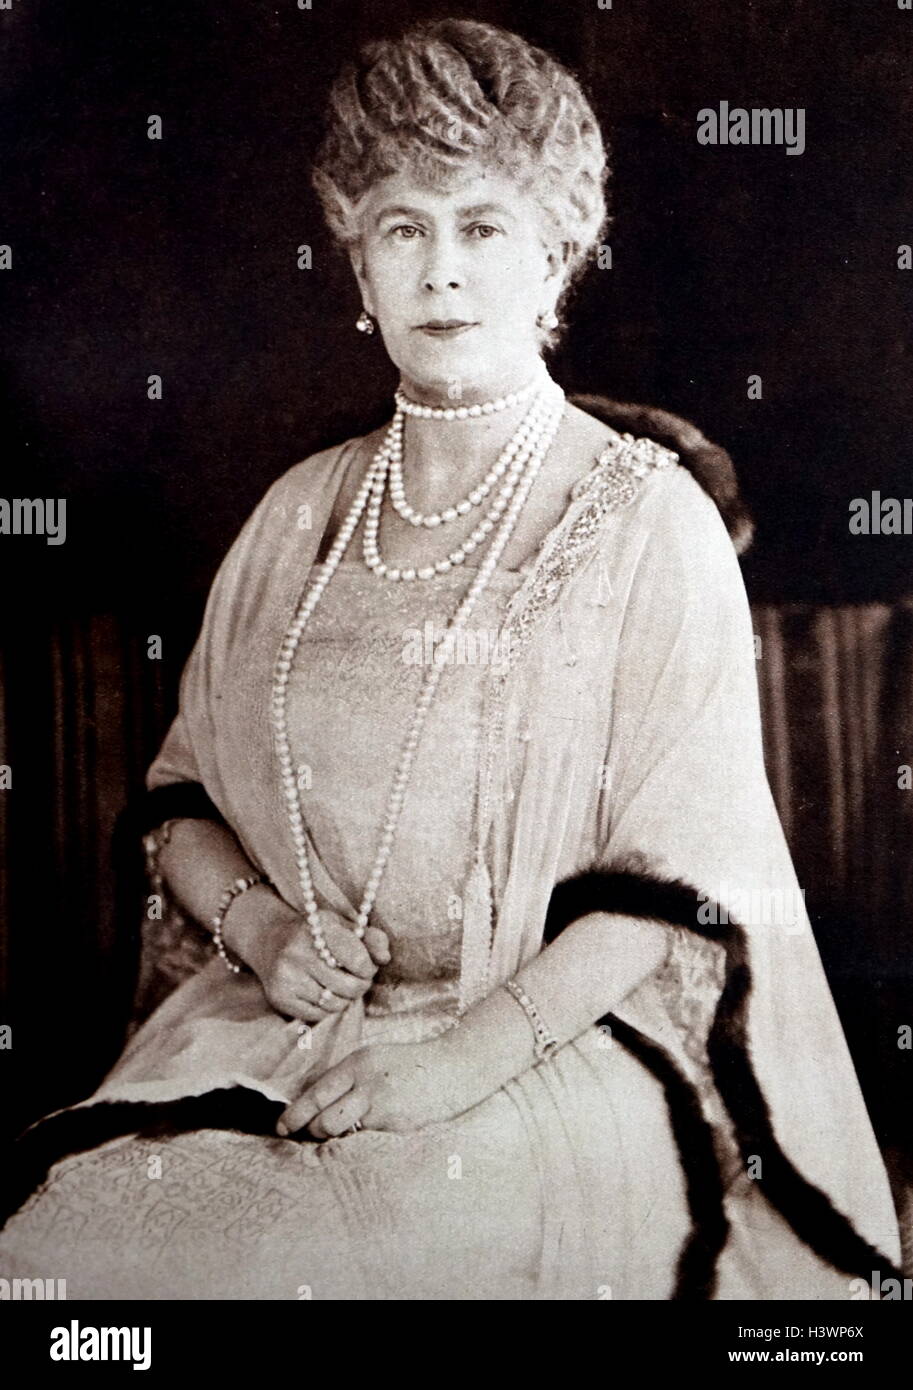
[[543, 241, 570, 297], [348, 245, 375, 316], [536, 243, 569, 325]]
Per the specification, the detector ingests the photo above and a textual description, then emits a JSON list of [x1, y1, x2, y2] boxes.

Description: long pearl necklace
[[271, 378, 566, 968], [365, 388, 556, 578]]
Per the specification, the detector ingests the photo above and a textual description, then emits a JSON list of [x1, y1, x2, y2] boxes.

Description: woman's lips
[[415, 322, 478, 337]]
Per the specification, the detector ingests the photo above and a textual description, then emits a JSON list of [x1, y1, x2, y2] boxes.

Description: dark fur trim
[[121, 781, 227, 840], [0, 1088, 288, 1233], [546, 865, 904, 1292], [602, 1013, 729, 1299], [705, 921, 902, 1287], [570, 394, 755, 556]]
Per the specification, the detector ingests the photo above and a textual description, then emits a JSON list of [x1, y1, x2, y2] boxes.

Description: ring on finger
[[318, 986, 336, 1010], [317, 1089, 367, 1140]]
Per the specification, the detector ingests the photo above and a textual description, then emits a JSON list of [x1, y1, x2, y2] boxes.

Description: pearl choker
[[394, 368, 544, 420], [365, 384, 559, 578]]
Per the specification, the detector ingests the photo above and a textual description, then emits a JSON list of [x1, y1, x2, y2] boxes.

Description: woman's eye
[[468, 224, 501, 239], [391, 224, 422, 240]]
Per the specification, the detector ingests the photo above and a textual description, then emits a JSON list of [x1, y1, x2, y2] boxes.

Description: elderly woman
[[0, 19, 902, 1300]]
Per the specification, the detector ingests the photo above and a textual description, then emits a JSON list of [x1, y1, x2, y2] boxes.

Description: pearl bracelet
[[503, 978, 560, 1063], [211, 874, 263, 975], [143, 818, 182, 904]]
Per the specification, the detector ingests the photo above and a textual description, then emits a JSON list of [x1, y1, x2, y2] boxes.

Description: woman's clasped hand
[[235, 899, 391, 1022], [228, 896, 485, 1140]]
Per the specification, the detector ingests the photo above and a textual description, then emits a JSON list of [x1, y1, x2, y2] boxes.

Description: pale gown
[[0, 426, 902, 1299]]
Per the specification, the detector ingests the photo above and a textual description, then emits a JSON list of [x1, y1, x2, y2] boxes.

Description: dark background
[[2, 0, 912, 610], [0, 1, 911, 1138]]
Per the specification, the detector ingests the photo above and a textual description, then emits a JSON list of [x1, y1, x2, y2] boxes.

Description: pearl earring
[[356, 310, 375, 335], [536, 309, 559, 332]]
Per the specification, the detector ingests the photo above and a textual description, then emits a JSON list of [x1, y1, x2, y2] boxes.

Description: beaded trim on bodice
[[475, 431, 679, 863], [499, 432, 677, 682]]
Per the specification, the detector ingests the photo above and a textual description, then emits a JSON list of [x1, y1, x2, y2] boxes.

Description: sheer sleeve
[[593, 468, 766, 1177], [599, 465, 770, 893], [593, 465, 901, 1266]]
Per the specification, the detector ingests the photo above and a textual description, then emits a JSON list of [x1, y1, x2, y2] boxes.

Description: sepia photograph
[[1, 0, 911, 1348]]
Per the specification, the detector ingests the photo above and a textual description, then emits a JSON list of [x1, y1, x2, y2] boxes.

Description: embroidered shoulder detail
[[504, 431, 678, 668], [570, 432, 679, 505]]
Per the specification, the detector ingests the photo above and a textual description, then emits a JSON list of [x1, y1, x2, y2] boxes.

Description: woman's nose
[[421, 238, 465, 293]]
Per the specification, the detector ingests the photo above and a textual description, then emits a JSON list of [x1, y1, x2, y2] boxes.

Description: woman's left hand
[[276, 1036, 482, 1139]]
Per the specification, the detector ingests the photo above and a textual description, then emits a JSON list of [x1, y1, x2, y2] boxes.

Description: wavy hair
[[312, 20, 610, 332]]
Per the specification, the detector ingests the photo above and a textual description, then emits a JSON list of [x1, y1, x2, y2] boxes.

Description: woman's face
[[350, 166, 565, 404]]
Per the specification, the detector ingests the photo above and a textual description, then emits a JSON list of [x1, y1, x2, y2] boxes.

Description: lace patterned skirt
[[0, 1000, 855, 1300]]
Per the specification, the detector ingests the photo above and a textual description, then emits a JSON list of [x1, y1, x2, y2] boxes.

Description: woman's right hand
[[224, 889, 391, 1022]]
